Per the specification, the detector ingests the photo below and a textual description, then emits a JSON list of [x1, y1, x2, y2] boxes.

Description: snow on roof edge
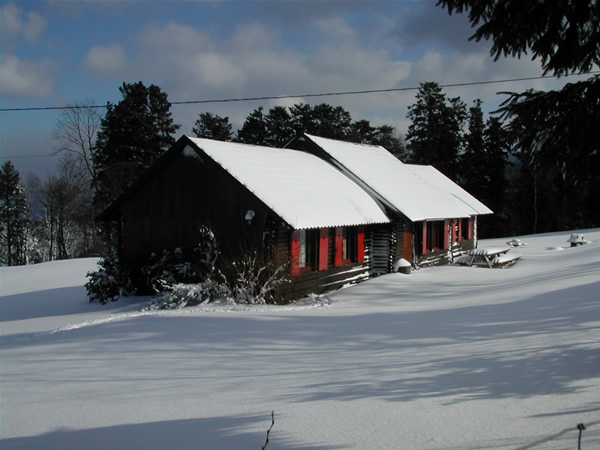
[[186, 137, 391, 230], [303, 134, 492, 221]]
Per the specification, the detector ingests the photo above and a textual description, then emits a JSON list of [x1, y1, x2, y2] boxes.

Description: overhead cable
[[1, 71, 598, 113]]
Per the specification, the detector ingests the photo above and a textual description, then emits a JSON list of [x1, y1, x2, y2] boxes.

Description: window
[[335, 226, 365, 266], [343, 227, 358, 262], [426, 221, 445, 252], [417, 220, 448, 255], [298, 230, 307, 268], [292, 226, 365, 275], [460, 218, 471, 241], [299, 229, 319, 269], [291, 229, 321, 275]]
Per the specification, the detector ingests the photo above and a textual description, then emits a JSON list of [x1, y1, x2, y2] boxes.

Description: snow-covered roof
[[304, 134, 493, 221], [187, 137, 390, 230]]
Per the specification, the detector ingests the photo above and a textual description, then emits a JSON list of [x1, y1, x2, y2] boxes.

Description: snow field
[[1, 229, 599, 449]]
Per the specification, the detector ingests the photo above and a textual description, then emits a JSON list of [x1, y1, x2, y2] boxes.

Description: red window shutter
[[468, 218, 474, 240], [319, 228, 329, 271], [422, 221, 428, 255], [357, 225, 366, 263], [291, 230, 301, 276], [334, 227, 343, 267], [444, 219, 449, 250]]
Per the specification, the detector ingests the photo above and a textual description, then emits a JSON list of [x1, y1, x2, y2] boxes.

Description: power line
[[0, 154, 55, 159], [1, 71, 598, 113]]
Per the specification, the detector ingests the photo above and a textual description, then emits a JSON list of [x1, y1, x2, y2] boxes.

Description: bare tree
[[38, 155, 97, 260], [53, 99, 102, 183]]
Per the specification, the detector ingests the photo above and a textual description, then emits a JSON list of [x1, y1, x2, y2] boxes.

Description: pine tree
[[236, 107, 268, 145], [461, 99, 486, 192], [288, 103, 313, 137], [371, 125, 406, 160], [264, 106, 295, 147], [309, 104, 352, 140], [406, 82, 467, 180], [439, 0, 600, 230], [192, 112, 233, 141], [483, 116, 511, 210], [93, 81, 180, 211], [235, 103, 405, 155], [438, 0, 600, 76], [0, 161, 31, 266], [348, 119, 376, 144]]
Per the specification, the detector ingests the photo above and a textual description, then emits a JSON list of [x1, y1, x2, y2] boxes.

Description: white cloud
[[181, 53, 247, 89], [71, 11, 573, 138], [0, 3, 47, 46], [0, 54, 55, 98], [313, 16, 356, 41], [138, 21, 211, 53], [84, 44, 127, 73], [226, 22, 278, 52], [127, 17, 421, 134]]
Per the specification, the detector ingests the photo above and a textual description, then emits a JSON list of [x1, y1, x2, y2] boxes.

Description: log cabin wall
[[275, 224, 378, 301]]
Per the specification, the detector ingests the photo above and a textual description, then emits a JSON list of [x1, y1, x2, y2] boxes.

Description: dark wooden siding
[[274, 224, 381, 301], [118, 149, 283, 270], [369, 223, 396, 275]]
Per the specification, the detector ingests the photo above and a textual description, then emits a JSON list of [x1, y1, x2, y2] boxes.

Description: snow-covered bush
[[225, 250, 289, 304], [85, 248, 132, 304], [144, 226, 289, 309], [146, 250, 289, 309], [144, 280, 232, 310], [141, 226, 227, 309], [141, 248, 198, 294]]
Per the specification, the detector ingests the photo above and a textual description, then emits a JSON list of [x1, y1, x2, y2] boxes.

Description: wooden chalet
[[98, 134, 492, 300], [97, 136, 390, 299], [288, 134, 493, 270]]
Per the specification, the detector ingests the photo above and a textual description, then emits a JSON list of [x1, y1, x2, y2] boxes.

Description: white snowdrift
[[1, 230, 599, 449]]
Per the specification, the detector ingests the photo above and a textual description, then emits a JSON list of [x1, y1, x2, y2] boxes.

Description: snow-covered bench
[[490, 251, 521, 267], [466, 246, 521, 268]]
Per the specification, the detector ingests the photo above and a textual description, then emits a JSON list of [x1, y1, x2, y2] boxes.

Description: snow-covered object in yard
[[467, 246, 521, 268], [393, 258, 411, 274], [468, 246, 511, 256], [303, 134, 492, 221], [187, 137, 390, 230], [507, 238, 528, 247], [491, 251, 521, 267], [567, 233, 588, 246]]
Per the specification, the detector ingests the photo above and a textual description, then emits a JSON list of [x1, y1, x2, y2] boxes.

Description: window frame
[[291, 226, 366, 275]]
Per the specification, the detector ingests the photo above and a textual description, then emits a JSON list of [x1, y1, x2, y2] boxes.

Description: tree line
[[2, 0, 598, 266]]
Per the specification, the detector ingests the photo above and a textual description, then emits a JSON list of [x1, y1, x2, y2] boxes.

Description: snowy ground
[[1, 230, 599, 449]]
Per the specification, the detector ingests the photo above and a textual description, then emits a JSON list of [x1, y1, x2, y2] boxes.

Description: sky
[[1, 0, 597, 178]]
